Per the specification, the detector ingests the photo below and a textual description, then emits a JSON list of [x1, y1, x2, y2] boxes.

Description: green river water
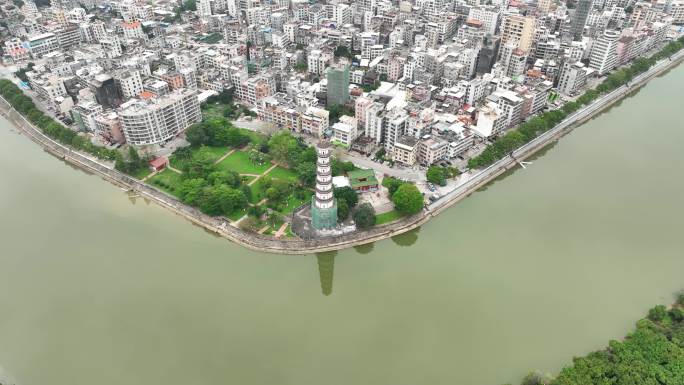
[[1, 64, 684, 385]]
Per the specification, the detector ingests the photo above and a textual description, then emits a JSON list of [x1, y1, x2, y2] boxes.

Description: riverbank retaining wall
[[1, 49, 682, 255]]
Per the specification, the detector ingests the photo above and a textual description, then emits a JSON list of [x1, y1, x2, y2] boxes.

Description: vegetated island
[[511, 294, 684, 385]]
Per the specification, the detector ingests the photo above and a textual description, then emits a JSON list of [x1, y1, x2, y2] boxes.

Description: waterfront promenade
[[1, 49, 683, 254]]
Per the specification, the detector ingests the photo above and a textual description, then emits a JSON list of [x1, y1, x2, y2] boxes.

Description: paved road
[[341, 151, 426, 181]]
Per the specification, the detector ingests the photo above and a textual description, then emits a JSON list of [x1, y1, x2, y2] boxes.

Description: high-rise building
[[326, 61, 350, 107], [476, 36, 500, 75], [570, 0, 594, 41], [118, 89, 201, 145], [500, 14, 537, 52], [589, 29, 620, 75], [311, 141, 337, 230]]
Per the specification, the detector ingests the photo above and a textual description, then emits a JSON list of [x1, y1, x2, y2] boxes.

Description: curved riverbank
[[3, 62, 684, 385], [2, 49, 683, 254]]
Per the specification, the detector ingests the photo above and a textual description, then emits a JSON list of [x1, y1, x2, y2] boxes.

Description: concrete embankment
[[1, 50, 682, 255]]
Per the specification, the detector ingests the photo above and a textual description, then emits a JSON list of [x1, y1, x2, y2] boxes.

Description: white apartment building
[[118, 89, 201, 145], [117, 70, 144, 99], [100, 36, 123, 58], [471, 102, 506, 138], [557, 61, 592, 95], [307, 49, 333, 76], [27, 33, 60, 58], [589, 29, 621, 75], [332, 120, 358, 147], [467, 7, 500, 36]]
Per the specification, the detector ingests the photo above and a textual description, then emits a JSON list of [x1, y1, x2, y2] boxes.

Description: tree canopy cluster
[[426, 165, 460, 186], [185, 117, 251, 148], [518, 295, 684, 385], [0, 79, 119, 161], [265, 131, 355, 188], [333, 45, 353, 60], [327, 104, 355, 125], [353, 203, 376, 229], [382, 177, 424, 215], [334, 186, 358, 222], [155, 146, 251, 217], [468, 36, 684, 170], [114, 147, 148, 175]]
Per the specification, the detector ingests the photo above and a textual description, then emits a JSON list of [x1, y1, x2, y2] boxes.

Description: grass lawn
[[279, 192, 313, 215], [170, 145, 229, 169], [148, 169, 184, 198], [131, 167, 152, 180], [201, 103, 228, 120], [267, 166, 298, 182], [248, 181, 266, 204], [375, 210, 404, 225], [217, 151, 272, 175], [202, 146, 232, 161]]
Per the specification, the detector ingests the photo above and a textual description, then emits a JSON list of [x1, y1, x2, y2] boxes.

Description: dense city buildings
[[0, 0, 682, 183]]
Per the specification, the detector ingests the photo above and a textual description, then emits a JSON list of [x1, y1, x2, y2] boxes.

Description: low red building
[[149, 156, 169, 172]]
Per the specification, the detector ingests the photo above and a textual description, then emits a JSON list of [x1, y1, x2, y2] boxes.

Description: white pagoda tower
[[311, 141, 338, 230]]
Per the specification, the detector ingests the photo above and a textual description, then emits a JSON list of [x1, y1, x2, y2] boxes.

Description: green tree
[[426, 166, 447, 186], [334, 45, 353, 59], [114, 152, 127, 173], [198, 186, 223, 215], [353, 203, 376, 229], [382, 177, 405, 197], [217, 126, 249, 148], [182, 0, 196, 11], [185, 124, 208, 147], [337, 199, 349, 222], [178, 178, 207, 205], [334, 186, 358, 208], [392, 184, 424, 215], [296, 162, 317, 187], [267, 131, 299, 167], [215, 185, 247, 214], [648, 305, 667, 321], [183, 147, 216, 178]]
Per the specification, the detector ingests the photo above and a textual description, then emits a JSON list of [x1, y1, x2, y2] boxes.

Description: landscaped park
[[138, 122, 312, 237], [124, 91, 427, 238]]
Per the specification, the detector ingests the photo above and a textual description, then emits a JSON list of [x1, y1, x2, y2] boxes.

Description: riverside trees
[[185, 117, 250, 148], [426, 166, 460, 186], [392, 184, 424, 215], [531, 296, 684, 385], [468, 35, 684, 170], [0, 79, 119, 161]]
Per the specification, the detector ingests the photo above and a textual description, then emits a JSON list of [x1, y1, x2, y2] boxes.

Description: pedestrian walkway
[[167, 165, 183, 174], [274, 223, 289, 238], [141, 170, 158, 182], [213, 149, 235, 165], [248, 163, 278, 186]]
